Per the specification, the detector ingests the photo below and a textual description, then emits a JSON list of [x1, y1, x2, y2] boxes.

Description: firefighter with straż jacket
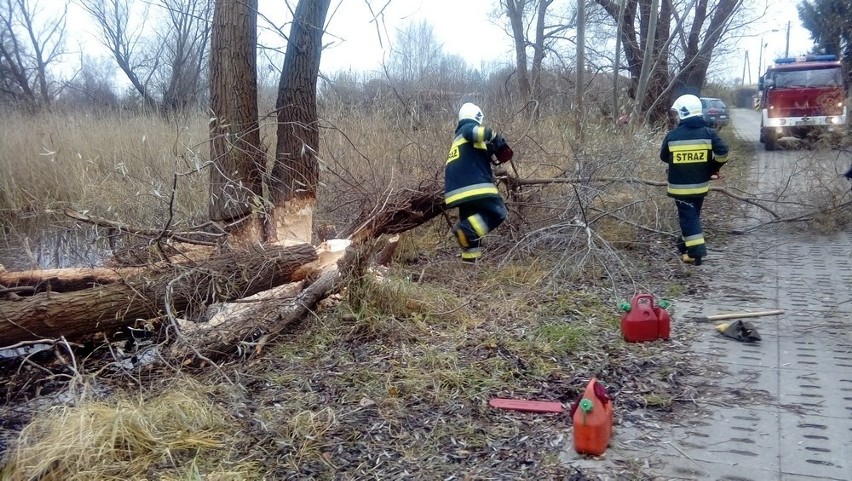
[[659, 94, 729, 266], [444, 102, 513, 263]]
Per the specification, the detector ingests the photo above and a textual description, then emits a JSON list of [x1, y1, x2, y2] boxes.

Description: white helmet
[[671, 94, 703, 120], [458, 102, 484, 124]]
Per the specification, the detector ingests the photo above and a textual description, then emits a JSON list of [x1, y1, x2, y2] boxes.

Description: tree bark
[[208, 0, 265, 241], [505, 0, 532, 104], [0, 267, 135, 294], [268, 0, 331, 243], [0, 244, 317, 346]]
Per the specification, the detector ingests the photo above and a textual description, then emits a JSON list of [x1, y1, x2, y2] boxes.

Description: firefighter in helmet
[[444, 102, 513, 263], [660, 94, 729, 265]]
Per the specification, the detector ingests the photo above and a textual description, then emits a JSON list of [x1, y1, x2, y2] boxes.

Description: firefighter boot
[[681, 253, 703, 266]]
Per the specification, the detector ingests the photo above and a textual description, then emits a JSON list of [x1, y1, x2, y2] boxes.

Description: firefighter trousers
[[453, 196, 507, 262], [674, 197, 707, 258]]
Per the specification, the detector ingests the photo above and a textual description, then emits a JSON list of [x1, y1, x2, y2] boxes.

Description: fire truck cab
[[758, 54, 847, 151]]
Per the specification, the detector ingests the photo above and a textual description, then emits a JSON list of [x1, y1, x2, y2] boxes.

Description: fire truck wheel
[[764, 130, 778, 151]]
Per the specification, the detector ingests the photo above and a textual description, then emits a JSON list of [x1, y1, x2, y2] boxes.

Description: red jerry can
[[571, 378, 613, 455], [620, 294, 671, 342]]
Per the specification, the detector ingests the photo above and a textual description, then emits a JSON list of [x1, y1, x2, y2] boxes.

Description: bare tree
[[381, 20, 466, 129], [77, 0, 159, 111], [575, 0, 586, 142], [593, 0, 743, 122], [208, 0, 265, 242], [501, 0, 571, 113], [267, 0, 331, 243], [385, 20, 443, 86], [0, 0, 67, 109], [79, 0, 212, 114], [154, 0, 213, 112], [59, 54, 119, 110]]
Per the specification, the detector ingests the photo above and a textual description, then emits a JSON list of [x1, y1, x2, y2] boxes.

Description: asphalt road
[[566, 109, 852, 480]]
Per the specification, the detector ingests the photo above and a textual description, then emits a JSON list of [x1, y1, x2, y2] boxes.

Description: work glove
[[716, 320, 761, 342]]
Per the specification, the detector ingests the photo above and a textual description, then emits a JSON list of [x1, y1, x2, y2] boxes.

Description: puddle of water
[[1, 215, 117, 357], [0, 214, 112, 270]]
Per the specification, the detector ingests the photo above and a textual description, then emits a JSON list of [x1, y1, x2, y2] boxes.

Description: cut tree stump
[[0, 244, 317, 346]]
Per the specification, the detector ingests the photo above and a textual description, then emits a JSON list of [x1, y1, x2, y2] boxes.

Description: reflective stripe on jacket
[[659, 116, 729, 198], [444, 120, 499, 207]]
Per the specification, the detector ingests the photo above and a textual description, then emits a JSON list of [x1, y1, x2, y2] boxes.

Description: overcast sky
[[311, 0, 510, 73], [284, 0, 816, 82], [65, 0, 816, 85]]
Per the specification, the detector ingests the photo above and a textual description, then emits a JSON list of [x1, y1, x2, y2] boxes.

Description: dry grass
[[1, 379, 251, 481], [0, 245, 734, 479], [0, 112, 210, 225], [1, 97, 849, 479]]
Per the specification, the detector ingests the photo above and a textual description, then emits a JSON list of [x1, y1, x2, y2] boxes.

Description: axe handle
[[695, 309, 785, 323]]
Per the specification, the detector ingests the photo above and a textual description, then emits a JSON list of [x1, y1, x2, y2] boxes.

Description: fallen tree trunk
[[168, 240, 352, 363], [0, 244, 317, 346], [170, 266, 342, 364], [0, 267, 140, 294]]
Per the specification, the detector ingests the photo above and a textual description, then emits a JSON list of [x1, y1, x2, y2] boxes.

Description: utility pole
[[785, 21, 790, 57]]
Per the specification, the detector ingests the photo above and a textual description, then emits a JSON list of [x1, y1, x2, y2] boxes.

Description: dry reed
[[2, 380, 237, 481]]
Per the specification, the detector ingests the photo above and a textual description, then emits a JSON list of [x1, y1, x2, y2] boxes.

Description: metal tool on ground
[[488, 398, 564, 413], [716, 320, 762, 342], [692, 309, 784, 323]]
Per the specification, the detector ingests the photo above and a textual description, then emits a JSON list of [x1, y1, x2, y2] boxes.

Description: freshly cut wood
[[489, 398, 564, 413], [169, 240, 352, 362], [0, 244, 317, 346]]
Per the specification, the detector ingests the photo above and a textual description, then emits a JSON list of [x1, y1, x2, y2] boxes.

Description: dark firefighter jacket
[[659, 116, 729, 198], [444, 119, 500, 207]]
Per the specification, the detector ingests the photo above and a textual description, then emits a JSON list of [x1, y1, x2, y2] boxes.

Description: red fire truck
[[758, 54, 848, 151]]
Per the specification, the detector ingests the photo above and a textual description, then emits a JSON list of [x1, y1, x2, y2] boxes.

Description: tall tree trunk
[[530, 0, 550, 107], [675, 0, 740, 92], [575, 0, 586, 144], [596, 0, 642, 99], [267, 0, 331, 244], [505, 0, 532, 105], [645, 0, 671, 120], [634, 0, 659, 113], [208, 0, 265, 242], [612, 0, 625, 122]]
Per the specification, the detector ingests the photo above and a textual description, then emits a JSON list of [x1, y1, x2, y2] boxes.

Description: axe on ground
[[692, 309, 785, 323]]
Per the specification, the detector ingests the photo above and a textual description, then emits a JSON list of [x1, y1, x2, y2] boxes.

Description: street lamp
[[758, 28, 781, 80]]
